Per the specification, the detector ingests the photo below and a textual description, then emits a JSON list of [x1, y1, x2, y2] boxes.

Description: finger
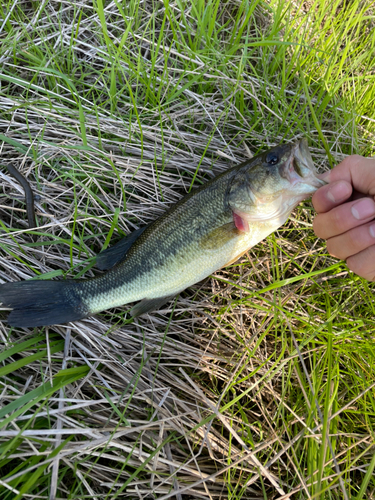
[[313, 197, 375, 239], [323, 155, 375, 197], [325, 220, 375, 260], [312, 180, 352, 213], [346, 244, 375, 281]]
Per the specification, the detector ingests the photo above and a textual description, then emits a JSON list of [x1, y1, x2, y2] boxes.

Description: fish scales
[[0, 139, 325, 327], [81, 169, 247, 313]]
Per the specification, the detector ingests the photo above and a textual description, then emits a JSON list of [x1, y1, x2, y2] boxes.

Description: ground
[[0, 1, 375, 499]]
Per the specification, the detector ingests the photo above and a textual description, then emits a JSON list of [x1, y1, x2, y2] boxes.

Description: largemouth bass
[[0, 139, 324, 327]]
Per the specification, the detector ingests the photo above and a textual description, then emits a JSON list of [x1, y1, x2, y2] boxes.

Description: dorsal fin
[[96, 226, 148, 270]]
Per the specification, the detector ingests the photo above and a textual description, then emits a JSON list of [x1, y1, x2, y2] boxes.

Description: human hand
[[312, 155, 375, 281]]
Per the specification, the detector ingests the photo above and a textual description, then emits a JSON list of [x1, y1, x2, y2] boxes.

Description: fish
[[0, 138, 325, 328]]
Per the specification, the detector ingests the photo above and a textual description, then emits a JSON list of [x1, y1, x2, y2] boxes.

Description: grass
[[0, 0, 375, 498]]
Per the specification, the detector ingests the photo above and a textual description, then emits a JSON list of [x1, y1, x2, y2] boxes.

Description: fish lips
[[281, 139, 326, 192]]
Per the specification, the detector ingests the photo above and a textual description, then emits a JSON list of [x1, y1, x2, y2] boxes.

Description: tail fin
[[0, 280, 89, 327]]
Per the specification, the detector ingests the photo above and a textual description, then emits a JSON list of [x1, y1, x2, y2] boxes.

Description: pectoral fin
[[96, 226, 148, 270], [200, 222, 240, 250]]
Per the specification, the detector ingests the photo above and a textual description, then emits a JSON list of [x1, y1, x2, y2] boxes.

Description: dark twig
[[3, 164, 36, 229]]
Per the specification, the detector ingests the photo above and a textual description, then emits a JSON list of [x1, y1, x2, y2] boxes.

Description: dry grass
[[1, 1, 375, 499]]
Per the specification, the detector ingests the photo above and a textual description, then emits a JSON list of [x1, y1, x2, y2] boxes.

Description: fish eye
[[266, 153, 279, 165]]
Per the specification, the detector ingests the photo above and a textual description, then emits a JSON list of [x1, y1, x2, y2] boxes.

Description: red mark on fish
[[233, 211, 249, 232]]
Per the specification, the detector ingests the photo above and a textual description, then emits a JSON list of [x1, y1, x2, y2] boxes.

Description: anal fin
[[130, 296, 175, 317]]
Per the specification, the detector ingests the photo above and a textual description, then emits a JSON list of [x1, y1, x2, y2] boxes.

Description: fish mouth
[[285, 138, 326, 189]]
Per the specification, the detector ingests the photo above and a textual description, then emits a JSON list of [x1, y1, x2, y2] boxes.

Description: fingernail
[[326, 181, 351, 203], [352, 198, 375, 220], [370, 223, 375, 238], [319, 171, 331, 181]]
